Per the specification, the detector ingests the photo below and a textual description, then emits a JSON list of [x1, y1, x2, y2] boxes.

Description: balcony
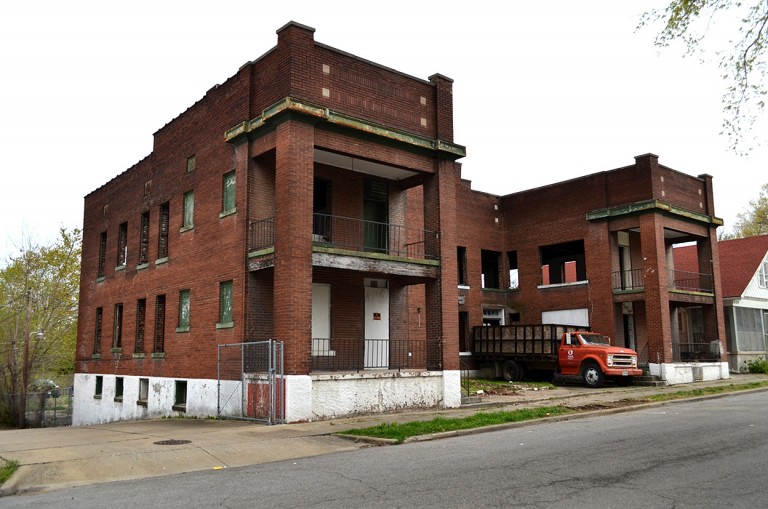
[[611, 269, 713, 293], [310, 338, 443, 372], [249, 214, 439, 261]]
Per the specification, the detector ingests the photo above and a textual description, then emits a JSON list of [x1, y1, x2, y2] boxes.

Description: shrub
[[745, 357, 768, 374]]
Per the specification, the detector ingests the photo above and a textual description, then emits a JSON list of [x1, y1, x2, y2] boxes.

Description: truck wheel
[[581, 362, 605, 388], [502, 360, 522, 382]]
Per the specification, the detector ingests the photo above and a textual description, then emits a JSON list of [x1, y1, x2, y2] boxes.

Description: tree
[[0, 228, 81, 427], [725, 182, 768, 238], [639, 1, 768, 154]]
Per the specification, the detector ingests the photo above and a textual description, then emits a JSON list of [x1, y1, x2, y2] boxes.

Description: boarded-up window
[[154, 295, 166, 353], [135, 298, 146, 353], [117, 222, 128, 267], [98, 231, 107, 278], [113, 303, 123, 348], [222, 171, 236, 213], [219, 280, 233, 325], [139, 211, 150, 264], [94, 307, 103, 355], [182, 191, 194, 229], [158, 202, 169, 259], [178, 289, 190, 329]]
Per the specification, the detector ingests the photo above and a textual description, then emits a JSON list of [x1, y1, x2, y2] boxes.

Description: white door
[[364, 283, 389, 369], [312, 284, 332, 356]]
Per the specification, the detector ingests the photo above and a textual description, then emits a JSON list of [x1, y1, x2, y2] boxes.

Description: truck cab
[[558, 332, 642, 387]]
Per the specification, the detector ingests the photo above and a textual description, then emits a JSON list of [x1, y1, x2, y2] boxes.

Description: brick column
[[274, 119, 314, 375], [639, 213, 673, 363], [423, 161, 460, 370], [698, 228, 727, 360]]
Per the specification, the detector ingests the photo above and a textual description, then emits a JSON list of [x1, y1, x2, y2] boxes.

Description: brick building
[[74, 22, 728, 426]]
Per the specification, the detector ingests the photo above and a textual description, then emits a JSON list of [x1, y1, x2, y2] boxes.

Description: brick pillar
[[423, 161, 460, 370], [698, 229, 727, 360], [428, 74, 454, 142], [639, 213, 673, 363], [274, 120, 314, 374]]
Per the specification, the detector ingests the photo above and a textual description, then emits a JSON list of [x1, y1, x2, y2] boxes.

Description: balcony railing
[[668, 269, 713, 293], [673, 341, 722, 362], [310, 338, 443, 372], [249, 214, 439, 261], [611, 268, 645, 291], [611, 269, 713, 293]]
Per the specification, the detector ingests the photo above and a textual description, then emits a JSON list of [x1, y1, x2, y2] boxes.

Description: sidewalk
[[2, 374, 767, 496]]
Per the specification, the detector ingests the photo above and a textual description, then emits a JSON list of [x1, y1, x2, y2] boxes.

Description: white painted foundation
[[648, 362, 730, 385], [73, 370, 463, 426]]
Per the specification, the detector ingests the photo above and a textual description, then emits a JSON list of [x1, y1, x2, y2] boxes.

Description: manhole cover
[[153, 439, 191, 446]]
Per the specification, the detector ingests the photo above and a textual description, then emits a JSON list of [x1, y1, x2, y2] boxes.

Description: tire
[[502, 360, 522, 382], [581, 362, 605, 388], [615, 376, 633, 387]]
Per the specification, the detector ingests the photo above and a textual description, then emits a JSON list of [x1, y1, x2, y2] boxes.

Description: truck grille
[[611, 355, 635, 367]]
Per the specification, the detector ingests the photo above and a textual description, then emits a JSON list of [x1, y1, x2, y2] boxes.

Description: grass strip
[[339, 406, 573, 443], [0, 459, 19, 485], [646, 381, 768, 402]]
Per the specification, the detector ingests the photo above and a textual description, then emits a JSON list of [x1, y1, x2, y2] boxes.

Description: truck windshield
[[578, 333, 610, 346]]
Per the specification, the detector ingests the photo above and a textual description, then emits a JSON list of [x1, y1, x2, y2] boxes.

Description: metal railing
[[668, 269, 713, 293], [612, 269, 645, 290], [673, 341, 722, 362], [3, 387, 73, 428], [310, 338, 442, 372], [612, 269, 713, 293], [249, 214, 439, 260]]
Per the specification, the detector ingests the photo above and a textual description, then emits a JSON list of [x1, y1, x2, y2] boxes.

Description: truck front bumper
[[604, 368, 643, 377]]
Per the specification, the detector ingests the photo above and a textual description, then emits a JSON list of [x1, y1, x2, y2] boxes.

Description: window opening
[[457, 246, 468, 285], [186, 154, 196, 173], [117, 222, 128, 267], [135, 298, 146, 353], [138, 378, 149, 407], [98, 231, 107, 278], [507, 251, 518, 289], [174, 380, 187, 411], [218, 280, 233, 326], [113, 303, 123, 349], [154, 295, 166, 352], [94, 375, 103, 399], [139, 211, 150, 264], [177, 290, 190, 331], [540, 240, 586, 285], [182, 191, 194, 229], [158, 202, 170, 259], [481, 250, 501, 289], [363, 178, 388, 253], [222, 170, 236, 214], [94, 307, 103, 355], [114, 377, 124, 402]]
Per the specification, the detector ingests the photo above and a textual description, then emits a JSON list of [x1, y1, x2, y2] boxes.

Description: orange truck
[[471, 324, 642, 388]]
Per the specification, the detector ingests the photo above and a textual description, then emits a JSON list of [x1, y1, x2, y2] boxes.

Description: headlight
[[632, 355, 637, 367], [607, 354, 614, 367]]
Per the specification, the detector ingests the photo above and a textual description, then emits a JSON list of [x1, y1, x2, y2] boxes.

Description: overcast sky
[[1, 0, 766, 261]]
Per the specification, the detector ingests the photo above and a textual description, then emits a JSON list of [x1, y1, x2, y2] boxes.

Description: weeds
[[0, 459, 19, 485]]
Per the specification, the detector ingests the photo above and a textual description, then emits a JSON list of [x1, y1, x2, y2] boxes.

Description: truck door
[[558, 333, 582, 375]]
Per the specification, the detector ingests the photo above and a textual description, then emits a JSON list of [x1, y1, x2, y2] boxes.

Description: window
[[139, 211, 150, 265], [94, 307, 103, 355], [508, 251, 519, 289], [113, 303, 123, 349], [177, 290, 190, 331], [759, 259, 768, 289], [482, 308, 504, 327], [540, 240, 587, 285], [154, 295, 166, 353], [218, 280, 234, 327], [186, 154, 196, 173], [457, 246, 468, 286], [221, 170, 236, 215], [117, 222, 128, 267], [94, 375, 103, 399], [174, 380, 187, 411], [138, 378, 149, 407], [481, 250, 501, 289], [135, 298, 146, 353], [182, 191, 194, 230], [97, 231, 107, 278], [114, 377, 124, 402], [158, 202, 170, 260]]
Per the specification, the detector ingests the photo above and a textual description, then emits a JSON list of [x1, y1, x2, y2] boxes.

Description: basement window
[[137, 378, 149, 407], [94, 375, 103, 399], [114, 377, 124, 403], [540, 240, 587, 286], [173, 380, 187, 412]]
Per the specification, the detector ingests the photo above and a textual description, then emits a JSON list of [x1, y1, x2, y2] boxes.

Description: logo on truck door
[[567, 349, 574, 359]]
